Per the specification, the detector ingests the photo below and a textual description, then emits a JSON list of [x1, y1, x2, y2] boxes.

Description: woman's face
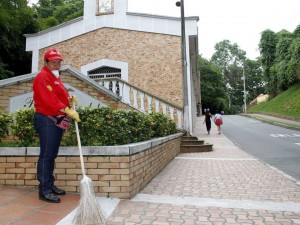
[[46, 60, 62, 71]]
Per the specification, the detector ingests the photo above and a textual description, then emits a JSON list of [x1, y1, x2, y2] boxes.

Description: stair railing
[[97, 77, 183, 129]]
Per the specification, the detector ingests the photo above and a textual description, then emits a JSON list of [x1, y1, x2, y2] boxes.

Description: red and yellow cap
[[44, 48, 63, 61]]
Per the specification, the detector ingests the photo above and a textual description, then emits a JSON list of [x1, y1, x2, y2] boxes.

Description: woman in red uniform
[[33, 48, 80, 203]]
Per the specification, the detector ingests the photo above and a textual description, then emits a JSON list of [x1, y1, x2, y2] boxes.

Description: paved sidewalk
[[104, 116, 300, 224], [1, 116, 300, 224]]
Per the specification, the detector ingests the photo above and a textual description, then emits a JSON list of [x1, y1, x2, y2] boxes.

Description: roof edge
[[0, 73, 37, 88], [24, 17, 84, 37], [126, 12, 199, 22]]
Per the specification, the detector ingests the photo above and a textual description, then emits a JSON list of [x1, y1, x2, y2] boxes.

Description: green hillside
[[248, 83, 300, 118]]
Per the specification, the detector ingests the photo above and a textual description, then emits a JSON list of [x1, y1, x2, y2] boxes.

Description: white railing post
[[139, 92, 145, 112], [133, 89, 138, 108], [147, 96, 152, 113], [155, 99, 160, 112], [162, 103, 167, 115], [112, 80, 116, 94], [177, 110, 182, 129], [104, 80, 110, 90], [122, 83, 131, 104], [169, 106, 174, 120]]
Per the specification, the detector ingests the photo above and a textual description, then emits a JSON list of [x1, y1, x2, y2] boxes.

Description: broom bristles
[[73, 175, 106, 225]]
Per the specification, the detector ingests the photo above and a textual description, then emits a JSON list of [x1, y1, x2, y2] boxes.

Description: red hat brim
[[47, 56, 63, 61]]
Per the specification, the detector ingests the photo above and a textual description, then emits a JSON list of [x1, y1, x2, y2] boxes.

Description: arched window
[[88, 66, 121, 80], [88, 66, 121, 96]]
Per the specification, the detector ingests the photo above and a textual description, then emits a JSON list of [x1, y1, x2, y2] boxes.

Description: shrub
[[10, 108, 37, 147], [0, 111, 12, 142], [148, 112, 177, 137], [3, 107, 178, 147], [61, 107, 177, 146]]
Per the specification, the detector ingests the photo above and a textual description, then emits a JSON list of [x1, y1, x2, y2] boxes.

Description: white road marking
[[271, 134, 300, 137]]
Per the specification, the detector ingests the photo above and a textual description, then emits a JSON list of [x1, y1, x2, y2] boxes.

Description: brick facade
[[38, 28, 183, 107]]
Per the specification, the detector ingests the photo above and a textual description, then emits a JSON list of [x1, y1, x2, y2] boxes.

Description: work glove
[[68, 95, 78, 106], [65, 107, 81, 122]]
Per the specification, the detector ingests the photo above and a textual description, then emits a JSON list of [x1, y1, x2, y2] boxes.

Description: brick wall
[[0, 134, 182, 199], [38, 28, 183, 107], [0, 81, 33, 112]]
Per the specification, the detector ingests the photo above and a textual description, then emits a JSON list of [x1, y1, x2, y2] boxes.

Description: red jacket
[[33, 66, 70, 116]]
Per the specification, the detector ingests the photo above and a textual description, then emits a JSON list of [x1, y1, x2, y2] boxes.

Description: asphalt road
[[222, 115, 300, 181]]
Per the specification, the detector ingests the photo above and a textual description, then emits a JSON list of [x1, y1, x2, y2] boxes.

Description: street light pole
[[243, 64, 247, 113], [176, 0, 189, 134]]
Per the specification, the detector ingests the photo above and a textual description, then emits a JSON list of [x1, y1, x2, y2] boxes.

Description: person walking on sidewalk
[[203, 108, 212, 134], [214, 110, 223, 134], [32, 48, 80, 203]]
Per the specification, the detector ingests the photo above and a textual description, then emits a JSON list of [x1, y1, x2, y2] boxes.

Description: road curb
[[241, 113, 300, 131]]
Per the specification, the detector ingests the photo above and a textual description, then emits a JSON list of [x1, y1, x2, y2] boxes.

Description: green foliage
[[73, 107, 177, 146], [32, 0, 83, 31], [0, 0, 84, 78], [259, 29, 278, 93], [207, 40, 264, 113], [62, 107, 177, 146], [0, 0, 38, 78], [10, 108, 37, 147], [0, 111, 12, 142], [243, 59, 265, 102], [286, 37, 300, 84], [294, 24, 300, 37], [259, 26, 300, 95], [0, 107, 177, 147], [199, 56, 227, 113], [147, 112, 177, 138], [211, 40, 246, 74], [248, 83, 300, 118]]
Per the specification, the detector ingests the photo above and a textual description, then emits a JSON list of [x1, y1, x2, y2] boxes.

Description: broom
[[72, 102, 106, 225]]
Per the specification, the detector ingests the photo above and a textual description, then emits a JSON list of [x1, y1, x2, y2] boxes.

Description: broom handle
[[73, 102, 86, 176]]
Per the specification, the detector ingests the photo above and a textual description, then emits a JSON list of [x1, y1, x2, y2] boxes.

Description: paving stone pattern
[[106, 116, 300, 224], [1, 116, 300, 225]]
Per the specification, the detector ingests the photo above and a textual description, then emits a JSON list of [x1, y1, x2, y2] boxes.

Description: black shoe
[[39, 193, 61, 203], [51, 186, 66, 195]]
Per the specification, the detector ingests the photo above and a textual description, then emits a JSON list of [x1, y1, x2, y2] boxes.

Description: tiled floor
[[0, 186, 79, 225]]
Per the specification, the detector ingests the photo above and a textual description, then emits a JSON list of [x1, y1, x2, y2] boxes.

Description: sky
[[128, 0, 300, 60], [28, 0, 300, 60]]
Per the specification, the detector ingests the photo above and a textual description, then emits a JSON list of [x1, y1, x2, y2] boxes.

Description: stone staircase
[[180, 135, 213, 153]]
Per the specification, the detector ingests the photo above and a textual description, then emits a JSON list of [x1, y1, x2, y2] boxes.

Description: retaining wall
[[0, 133, 182, 199]]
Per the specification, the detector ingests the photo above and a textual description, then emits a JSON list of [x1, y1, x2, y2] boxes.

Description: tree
[[0, 0, 84, 79], [259, 26, 300, 95], [31, 0, 83, 31], [211, 40, 246, 76], [274, 30, 294, 91], [0, 0, 38, 79], [259, 29, 278, 94], [244, 59, 265, 102], [210, 40, 249, 112], [199, 56, 227, 113]]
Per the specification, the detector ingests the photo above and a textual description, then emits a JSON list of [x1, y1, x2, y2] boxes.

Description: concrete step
[[181, 136, 198, 141], [181, 140, 205, 145], [180, 144, 213, 153]]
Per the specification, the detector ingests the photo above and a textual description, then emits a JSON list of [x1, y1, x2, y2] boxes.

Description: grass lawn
[[248, 83, 300, 119]]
